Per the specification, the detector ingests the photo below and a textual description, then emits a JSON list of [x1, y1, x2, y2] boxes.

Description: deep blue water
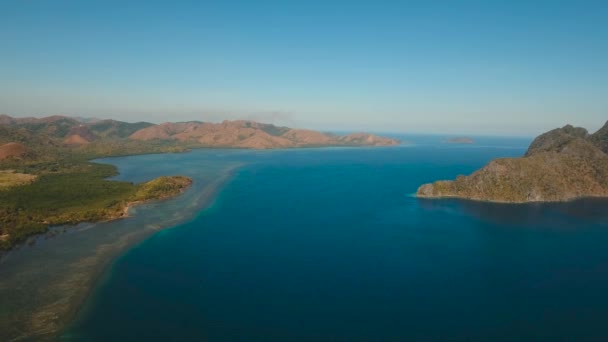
[[65, 137, 608, 341]]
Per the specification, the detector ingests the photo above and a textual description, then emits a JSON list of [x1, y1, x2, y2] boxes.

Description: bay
[[63, 136, 608, 341]]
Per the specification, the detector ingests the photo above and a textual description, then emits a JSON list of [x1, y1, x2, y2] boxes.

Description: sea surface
[[26, 135, 608, 340]]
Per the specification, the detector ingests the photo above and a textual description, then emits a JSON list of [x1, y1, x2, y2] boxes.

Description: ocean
[[48, 136, 608, 340]]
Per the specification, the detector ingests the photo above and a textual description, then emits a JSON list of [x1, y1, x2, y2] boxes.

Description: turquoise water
[[65, 137, 608, 341]]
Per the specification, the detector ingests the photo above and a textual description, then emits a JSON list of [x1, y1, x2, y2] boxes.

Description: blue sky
[[1, 1, 607, 135]]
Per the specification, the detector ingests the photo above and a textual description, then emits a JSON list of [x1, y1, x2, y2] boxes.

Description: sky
[[1, 1, 607, 135]]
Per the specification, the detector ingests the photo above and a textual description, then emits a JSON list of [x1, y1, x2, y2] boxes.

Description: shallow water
[[0, 150, 245, 341], [61, 137, 608, 341]]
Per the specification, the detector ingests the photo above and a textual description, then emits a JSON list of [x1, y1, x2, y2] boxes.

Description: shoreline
[[416, 193, 608, 204], [57, 166, 239, 341], [118, 178, 194, 220], [0, 176, 193, 256], [0, 164, 240, 342]]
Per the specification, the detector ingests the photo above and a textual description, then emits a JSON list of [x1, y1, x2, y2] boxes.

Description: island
[[0, 114, 399, 249], [417, 121, 608, 203], [445, 137, 474, 144]]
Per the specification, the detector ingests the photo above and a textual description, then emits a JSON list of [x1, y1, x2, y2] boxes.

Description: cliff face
[[129, 120, 399, 148], [417, 121, 608, 203]]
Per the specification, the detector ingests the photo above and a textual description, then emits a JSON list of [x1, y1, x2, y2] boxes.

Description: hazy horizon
[[1, 1, 607, 136], [3, 111, 607, 138]]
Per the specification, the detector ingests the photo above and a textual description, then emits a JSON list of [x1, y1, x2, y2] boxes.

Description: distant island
[[0, 115, 398, 249], [445, 137, 474, 144], [417, 121, 608, 203]]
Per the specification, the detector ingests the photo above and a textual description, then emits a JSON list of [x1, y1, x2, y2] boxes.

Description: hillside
[[129, 120, 399, 148], [0, 143, 28, 160], [0, 115, 398, 155], [88, 119, 154, 138], [417, 121, 608, 203]]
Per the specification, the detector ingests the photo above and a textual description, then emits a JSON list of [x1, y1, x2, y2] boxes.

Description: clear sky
[[1, 1, 607, 135]]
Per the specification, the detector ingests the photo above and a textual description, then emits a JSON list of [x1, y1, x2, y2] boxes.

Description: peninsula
[[417, 121, 608, 203], [0, 115, 398, 249]]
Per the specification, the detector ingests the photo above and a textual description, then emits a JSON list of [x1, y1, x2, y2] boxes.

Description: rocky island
[[417, 121, 608, 203]]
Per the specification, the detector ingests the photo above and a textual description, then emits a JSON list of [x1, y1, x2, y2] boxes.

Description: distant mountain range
[[0, 114, 153, 143], [417, 121, 608, 203], [0, 115, 399, 160], [128, 120, 398, 149]]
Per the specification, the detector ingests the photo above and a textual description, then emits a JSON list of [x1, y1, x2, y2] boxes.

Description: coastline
[[0, 160, 240, 342], [118, 177, 194, 220], [59, 166, 238, 340], [416, 193, 608, 204], [0, 176, 193, 260]]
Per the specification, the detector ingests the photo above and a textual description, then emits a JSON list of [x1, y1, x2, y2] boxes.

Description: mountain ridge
[[128, 120, 399, 148], [0, 115, 399, 152]]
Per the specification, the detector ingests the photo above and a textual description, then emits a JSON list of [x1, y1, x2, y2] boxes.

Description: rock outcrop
[[417, 121, 608, 203]]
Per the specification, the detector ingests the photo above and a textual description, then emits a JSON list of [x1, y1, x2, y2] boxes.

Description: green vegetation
[[0, 113, 395, 248], [88, 120, 154, 138], [0, 116, 200, 250], [132, 176, 192, 202], [0, 161, 191, 250], [77, 139, 190, 159]]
